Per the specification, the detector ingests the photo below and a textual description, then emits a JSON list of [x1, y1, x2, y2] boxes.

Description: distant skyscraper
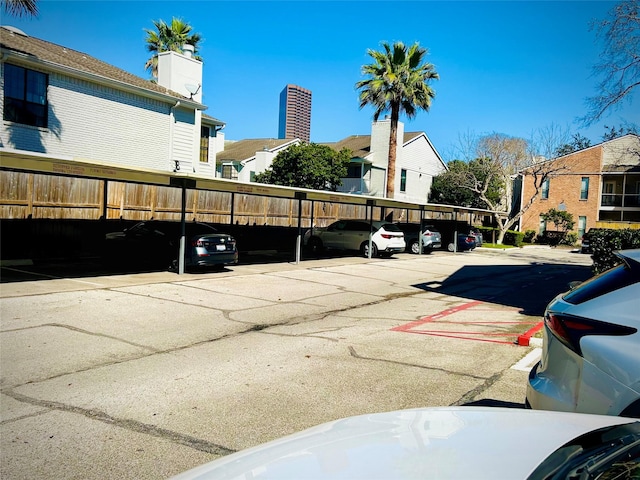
[[278, 84, 312, 142]]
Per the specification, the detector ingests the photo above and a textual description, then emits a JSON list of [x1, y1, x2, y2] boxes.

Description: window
[[221, 164, 238, 180], [580, 177, 589, 200], [400, 169, 407, 192], [3, 63, 48, 127], [346, 164, 362, 178], [578, 216, 586, 238], [200, 126, 210, 163], [539, 216, 547, 234], [541, 179, 549, 199]]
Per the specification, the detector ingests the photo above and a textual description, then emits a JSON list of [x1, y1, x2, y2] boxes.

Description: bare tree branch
[[582, 0, 640, 125]]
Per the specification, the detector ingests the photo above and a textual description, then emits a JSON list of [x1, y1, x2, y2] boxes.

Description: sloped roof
[[217, 139, 297, 162], [0, 25, 223, 125], [324, 132, 424, 158]]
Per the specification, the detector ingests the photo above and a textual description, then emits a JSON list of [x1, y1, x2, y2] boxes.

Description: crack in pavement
[[450, 372, 505, 406], [347, 346, 487, 380], [2, 389, 236, 456], [1, 323, 160, 353]]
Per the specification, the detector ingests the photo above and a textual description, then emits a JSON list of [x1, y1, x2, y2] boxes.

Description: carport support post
[[179, 185, 187, 274], [170, 177, 196, 275], [367, 199, 375, 259], [419, 207, 424, 256], [295, 192, 306, 264], [453, 210, 458, 253]]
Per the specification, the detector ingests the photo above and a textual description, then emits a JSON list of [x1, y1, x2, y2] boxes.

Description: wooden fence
[[0, 170, 453, 226]]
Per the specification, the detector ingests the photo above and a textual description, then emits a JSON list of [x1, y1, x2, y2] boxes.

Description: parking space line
[[391, 300, 541, 345]]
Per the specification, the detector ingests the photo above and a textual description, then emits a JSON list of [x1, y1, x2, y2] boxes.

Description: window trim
[[580, 177, 589, 200], [400, 169, 407, 192], [541, 179, 550, 200], [3, 63, 48, 128]]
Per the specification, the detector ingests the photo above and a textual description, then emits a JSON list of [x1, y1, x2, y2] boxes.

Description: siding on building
[[1, 65, 172, 170]]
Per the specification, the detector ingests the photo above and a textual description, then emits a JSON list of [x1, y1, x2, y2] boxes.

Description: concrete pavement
[[0, 246, 593, 479]]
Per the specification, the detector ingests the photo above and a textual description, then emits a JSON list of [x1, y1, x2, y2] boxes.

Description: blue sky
[[4, 0, 638, 160]]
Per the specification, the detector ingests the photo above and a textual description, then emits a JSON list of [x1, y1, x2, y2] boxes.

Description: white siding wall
[[395, 135, 447, 203], [0, 66, 218, 177], [0, 69, 172, 170], [172, 107, 195, 173]]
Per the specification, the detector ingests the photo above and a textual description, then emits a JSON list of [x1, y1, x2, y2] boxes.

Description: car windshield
[[380, 223, 402, 232]]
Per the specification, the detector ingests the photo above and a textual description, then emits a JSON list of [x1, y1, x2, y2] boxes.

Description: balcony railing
[[601, 194, 640, 207], [337, 178, 371, 195]]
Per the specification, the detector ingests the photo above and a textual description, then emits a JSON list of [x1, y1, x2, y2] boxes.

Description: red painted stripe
[[517, 321, 544, 346], [391, 300, 483, 332], [406, 331, 514, 345], [392, 300, 542, 346]]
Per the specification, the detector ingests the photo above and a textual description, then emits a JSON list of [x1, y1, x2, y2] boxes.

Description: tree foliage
[[429, 159, 503, 208], [582, 0, 639, 125], [356, 41, 439, 198], [541, 208, 575, 233], [1, 0, 37, 17], [144, 18, 203, 78], [254, 143, 351, 191], [602, 123, 639, 141], [443, 131, 571, 244], [554, 133, 592, 157]]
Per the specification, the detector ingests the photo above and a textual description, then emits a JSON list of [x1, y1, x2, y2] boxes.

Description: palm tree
[[2, 0, 38, 17], [356, 41, 439, 198], [144, 17, 203, 79]]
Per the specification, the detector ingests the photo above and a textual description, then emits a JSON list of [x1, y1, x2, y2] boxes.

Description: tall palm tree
[[356, 41, 439, 198], [2, 0, 38, 17], [144, 17, 203, 79]]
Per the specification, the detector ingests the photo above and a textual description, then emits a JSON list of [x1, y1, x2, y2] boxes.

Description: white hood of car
[[171, 407, 633, 480]]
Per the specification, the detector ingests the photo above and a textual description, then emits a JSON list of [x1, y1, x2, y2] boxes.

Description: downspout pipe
[[169, 101, 181, 172]]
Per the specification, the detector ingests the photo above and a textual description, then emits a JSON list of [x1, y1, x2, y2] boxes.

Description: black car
[[104, 220, 238, 270]]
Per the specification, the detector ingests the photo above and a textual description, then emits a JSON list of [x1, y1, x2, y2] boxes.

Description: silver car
[[304, 220, 405, 258], [526, 248, 640, 417], [171, 407, 639, 479], [395, 222, 442, 254]]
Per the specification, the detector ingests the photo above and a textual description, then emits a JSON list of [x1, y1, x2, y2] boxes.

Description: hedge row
[[477, 226, 525, 247], [589, 228, 640, 274]]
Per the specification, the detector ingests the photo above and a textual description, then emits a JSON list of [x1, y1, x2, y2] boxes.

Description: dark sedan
[[104, 220, 238, 270], [449, 233, 476, 252]]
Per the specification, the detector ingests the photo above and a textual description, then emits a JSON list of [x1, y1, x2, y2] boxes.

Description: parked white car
[[171, 407, 639, 480], [304, 220, 405, 257], [527, 248, 640, 417]]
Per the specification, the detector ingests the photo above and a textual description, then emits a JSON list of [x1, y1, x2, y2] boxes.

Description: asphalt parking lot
[[0, 246, 593, 479]]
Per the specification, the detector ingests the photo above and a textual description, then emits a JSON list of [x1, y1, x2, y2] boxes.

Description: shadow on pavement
[[462, 399, 526, 409], [413, 262, 593, 317]]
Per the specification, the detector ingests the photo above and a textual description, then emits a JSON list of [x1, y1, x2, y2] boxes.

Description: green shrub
[[591, 228, 640, 274], [477, 226, 495, 243], [523, 229, 537, 243], [559, 232, 578, 246], [503, 230, 525, 247], [476, 227, 524, 246]]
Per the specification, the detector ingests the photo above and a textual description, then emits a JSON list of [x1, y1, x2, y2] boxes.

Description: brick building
[[519, 134, 640, 239]]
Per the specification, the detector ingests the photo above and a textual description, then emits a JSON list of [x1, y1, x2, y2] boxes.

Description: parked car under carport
[[104, 220, 238, 270]]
